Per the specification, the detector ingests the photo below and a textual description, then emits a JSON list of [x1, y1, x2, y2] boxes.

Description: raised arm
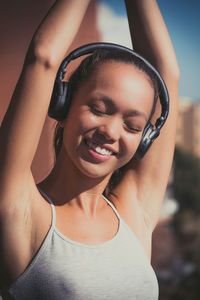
[[111, 0, 179, 234], [0, 0, 91, 206], [0, 0, 92, 285]]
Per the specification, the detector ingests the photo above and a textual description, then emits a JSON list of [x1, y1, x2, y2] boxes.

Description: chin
[[78, 163, 113, 180]]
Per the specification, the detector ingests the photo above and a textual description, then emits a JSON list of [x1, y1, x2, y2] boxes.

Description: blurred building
[[159, 98, 200, 219], [176, 99, 200, 158]]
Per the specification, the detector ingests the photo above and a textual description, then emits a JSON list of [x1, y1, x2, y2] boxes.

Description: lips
[[85, 139, 117, 156]]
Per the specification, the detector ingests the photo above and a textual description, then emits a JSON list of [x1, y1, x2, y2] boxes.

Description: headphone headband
[[48, 42, 169, 158]]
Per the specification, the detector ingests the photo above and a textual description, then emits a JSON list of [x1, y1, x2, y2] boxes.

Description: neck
[[39, 147, 111, 215]]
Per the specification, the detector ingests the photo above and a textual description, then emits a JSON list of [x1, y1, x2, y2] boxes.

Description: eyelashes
[[90, 107, 105, 115], [89, 104, 108, 116], [124, 124, 142, 133], [89, 103, 143, 134], [90, 107, 142, 134]]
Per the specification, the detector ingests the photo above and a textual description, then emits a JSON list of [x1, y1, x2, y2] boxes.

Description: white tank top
[[4, 188, 159, 299]]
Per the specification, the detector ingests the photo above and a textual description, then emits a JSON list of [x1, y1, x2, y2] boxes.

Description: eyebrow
[[92, 94, 148, 121]]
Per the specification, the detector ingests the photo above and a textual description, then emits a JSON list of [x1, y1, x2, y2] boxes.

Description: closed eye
[[89, 104, 108, 116], [124, 122, 143, 133], [90, 106, 105, 115]]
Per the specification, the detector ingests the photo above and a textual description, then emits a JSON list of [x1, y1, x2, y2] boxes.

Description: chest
[[54, 204, 119, 245], [9, 225, 159, 300]]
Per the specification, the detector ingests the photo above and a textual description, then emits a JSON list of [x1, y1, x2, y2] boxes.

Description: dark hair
[[54, 49, 159, 193], [69, 49, 158, 111]]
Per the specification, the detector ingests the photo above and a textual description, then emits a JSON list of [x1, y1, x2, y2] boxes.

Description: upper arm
[[113, 69, 179, 232], [130, 76, 179, 226], [0, 57, 57, 172], [0, 60, 58, 220]]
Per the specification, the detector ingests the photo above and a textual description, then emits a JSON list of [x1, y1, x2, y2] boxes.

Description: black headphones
[[48, 42, 169, 159]]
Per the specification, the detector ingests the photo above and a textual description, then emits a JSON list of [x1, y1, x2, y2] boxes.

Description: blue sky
[[100, 0, 200, 100]]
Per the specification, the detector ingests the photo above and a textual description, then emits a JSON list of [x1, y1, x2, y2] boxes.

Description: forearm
[[124, 0, 179, 159], [29, 0, 91, 68], [0, 0, 91, 177], [124, 0, 179, 79]]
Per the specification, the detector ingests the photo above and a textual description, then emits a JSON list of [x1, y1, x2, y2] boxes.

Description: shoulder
[[0, 181, 52, 285], [108, 189, 154, 259]]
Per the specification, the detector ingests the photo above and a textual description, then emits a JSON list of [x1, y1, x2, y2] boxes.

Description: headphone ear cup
[[135, 123, 154, 159], [48, 81, 70, 121]]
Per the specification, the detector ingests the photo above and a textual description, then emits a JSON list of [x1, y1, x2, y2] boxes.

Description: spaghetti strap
[[102, 195, 121, 220], [37, 186, 56, 228]]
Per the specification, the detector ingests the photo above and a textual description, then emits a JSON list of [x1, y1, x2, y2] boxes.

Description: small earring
[[59, 121, 65, 128]]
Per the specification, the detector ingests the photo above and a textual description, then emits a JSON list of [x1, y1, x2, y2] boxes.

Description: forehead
[[73, 61, 155, 117], [92, 61, 153, 90], [94, 62, 153, 104]]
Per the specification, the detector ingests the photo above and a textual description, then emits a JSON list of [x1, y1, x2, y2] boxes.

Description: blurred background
[[0, 0, 200, 299]]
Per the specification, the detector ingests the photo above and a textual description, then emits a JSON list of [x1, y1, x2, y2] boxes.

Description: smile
[[85, 139, 117, 157]]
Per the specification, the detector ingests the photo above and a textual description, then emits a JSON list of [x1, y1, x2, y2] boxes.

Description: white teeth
[[88, 142, 113, 156]]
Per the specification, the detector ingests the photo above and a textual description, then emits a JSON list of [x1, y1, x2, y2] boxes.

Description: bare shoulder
[[0, 174, 51, 285], [108, 174, 154, 259]]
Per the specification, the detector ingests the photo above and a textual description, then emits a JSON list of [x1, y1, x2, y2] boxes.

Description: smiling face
[[61, 61, 154, 179]]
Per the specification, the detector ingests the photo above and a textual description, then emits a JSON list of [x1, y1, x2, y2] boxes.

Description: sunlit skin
[[60, 61, 155, 182], [0, 0, 179, 287]]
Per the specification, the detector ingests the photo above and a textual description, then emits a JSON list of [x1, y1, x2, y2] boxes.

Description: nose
[[97, 116, 121, 142]]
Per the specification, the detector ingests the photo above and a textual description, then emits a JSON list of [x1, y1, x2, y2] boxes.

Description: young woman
[[0, 0, 179, 299]]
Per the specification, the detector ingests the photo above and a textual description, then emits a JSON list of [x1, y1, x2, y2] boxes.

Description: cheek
[[78, 112, 98, 131], [120, 134, 142, 165], [128, 137, 141, 157], [76, 109, 108, 140], [63, 110, 98, 146]]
